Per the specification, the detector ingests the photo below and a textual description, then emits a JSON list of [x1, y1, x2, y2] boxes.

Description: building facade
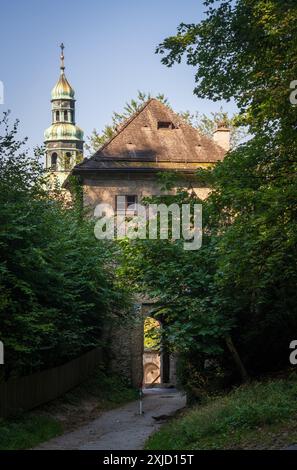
[[71, 98, 229, 212]]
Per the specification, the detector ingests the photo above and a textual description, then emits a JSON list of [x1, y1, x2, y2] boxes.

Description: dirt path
[[36, 388, 186, 450]]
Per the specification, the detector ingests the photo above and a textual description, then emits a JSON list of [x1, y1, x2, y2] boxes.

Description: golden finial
[[60, 43, 65, 73]]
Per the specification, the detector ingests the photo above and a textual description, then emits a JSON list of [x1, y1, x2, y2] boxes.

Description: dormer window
[[157, 121, 176, 129]]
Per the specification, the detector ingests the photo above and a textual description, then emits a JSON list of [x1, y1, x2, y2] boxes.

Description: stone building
[[70, 99, 229, 388], [44, 46, 230, 388], [71, 98, 228, 212]]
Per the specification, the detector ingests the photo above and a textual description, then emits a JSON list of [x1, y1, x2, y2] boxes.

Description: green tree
[[0, 113, 130, 379], [156, 0, 297, 131], [179, 108, 247, 149]]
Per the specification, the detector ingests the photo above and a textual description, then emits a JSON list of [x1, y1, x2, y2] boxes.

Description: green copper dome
[[44, 123, 84, 142], [45, 45, 84, 146], [51, 73, 75, 100]]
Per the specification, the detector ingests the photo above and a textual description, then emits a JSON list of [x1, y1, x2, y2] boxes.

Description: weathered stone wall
[[169, 354, 177, 385], [82, 174, 210, 214], [106, 311, 144, 388]]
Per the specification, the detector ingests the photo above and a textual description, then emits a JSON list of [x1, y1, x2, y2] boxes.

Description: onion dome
[[44, 123, 84, 142], [51, 74, 75, 100]]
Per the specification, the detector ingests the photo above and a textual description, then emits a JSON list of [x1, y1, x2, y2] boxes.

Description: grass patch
[[56, 368, 138, 409], [0, 369, 137, 450], [0, 415, 62, 450], [146, 375, 297, 450]]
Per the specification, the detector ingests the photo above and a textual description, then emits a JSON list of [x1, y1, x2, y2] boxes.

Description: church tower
[[44, 44, 84, 186]]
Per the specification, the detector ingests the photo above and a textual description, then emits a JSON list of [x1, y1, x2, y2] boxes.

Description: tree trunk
[[225, 334, 249, 383]]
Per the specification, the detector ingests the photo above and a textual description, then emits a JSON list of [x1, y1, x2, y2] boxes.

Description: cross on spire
[[60, 43, 65, 72]]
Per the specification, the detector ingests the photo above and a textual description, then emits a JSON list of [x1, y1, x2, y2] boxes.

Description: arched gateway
[[141, 302, 177, 388]]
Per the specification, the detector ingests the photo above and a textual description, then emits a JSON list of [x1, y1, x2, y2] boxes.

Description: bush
[[0, 113, 130, 378], [146, 376, 297, 450]]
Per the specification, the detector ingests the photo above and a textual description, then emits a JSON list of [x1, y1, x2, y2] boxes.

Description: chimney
[[213, 123, 231, 152]]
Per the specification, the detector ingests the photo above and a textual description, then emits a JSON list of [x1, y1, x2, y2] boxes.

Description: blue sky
[[0, 0, 236, 150]]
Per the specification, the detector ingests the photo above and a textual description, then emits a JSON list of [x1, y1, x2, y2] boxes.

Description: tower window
[[64, 152, 71, 169], [64, 110, 68, 121], [56, 111, 60, 122], [51, 152, 58, 170]]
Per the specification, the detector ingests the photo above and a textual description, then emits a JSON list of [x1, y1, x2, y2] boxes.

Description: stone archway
[[143, 317, 161, 387], [104, 301, 177, 389], [142, 304, 177, 387], [143, 360, 160, 385]]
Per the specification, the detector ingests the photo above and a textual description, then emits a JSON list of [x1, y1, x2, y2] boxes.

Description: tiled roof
[[73, 99, 226, 175]]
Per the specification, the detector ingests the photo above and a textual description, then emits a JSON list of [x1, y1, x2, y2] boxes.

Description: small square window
[[115, 195, 138, 214], [126, 195, 138, 211]]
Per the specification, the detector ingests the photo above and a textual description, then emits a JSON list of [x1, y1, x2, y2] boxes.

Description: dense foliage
[[146, 375, 297, 450], [0, 113, 129, 379], [156, 0, 297, 131], [144, 317, 160, 350]]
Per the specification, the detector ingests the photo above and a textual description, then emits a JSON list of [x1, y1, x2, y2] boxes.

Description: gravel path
[[36, 388, 186, 450]]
